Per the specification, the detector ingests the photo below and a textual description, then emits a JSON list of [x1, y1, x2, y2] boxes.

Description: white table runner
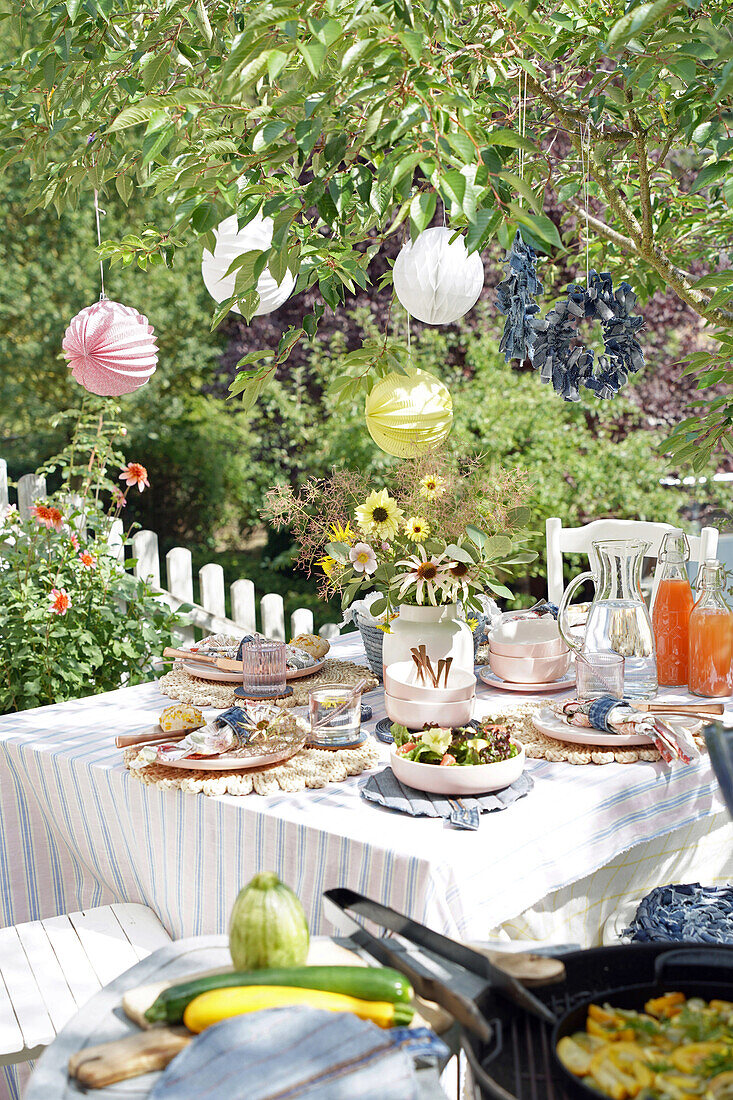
[[0, 633, 730, 945]]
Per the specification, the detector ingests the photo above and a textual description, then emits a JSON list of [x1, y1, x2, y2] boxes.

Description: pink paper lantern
[[62, 298, 158, 396]]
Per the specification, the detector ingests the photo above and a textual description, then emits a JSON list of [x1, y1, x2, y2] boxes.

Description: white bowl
[[384, 661, 477, 702], [489, 617, 567, 658], [384, 691, 474, 729], [488, 649, 571, 684], [390, 742, 525, 796]]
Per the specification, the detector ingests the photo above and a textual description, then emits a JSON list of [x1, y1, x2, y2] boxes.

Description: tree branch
[[524, 73, 733, 327]]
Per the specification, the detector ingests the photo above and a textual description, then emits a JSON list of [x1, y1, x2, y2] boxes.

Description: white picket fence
[[1, 459, 340, 644]]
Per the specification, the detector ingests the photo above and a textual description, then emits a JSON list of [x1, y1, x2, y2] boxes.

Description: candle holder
[[234, 640, 293, 701]]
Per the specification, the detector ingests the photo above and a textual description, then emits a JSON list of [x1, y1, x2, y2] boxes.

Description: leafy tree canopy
[[2, 0, 732, 462]]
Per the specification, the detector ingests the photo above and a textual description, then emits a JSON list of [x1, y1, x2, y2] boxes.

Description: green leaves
[[606, 1, 674, 50], [298, 39, 327, 77], [483, 128, 537, 153], [109, 102, 161, 131], [690, 161, 731, 194], [509, 209, 563, 253], [410, 191, 437, 236]]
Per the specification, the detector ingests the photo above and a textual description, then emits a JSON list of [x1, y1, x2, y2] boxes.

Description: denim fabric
[[626, 883, 733, 945], [150, 1007, 448, 1099]]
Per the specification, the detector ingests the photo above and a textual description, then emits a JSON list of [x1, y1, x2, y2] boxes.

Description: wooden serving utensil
[[115, 726, 190, 749], [69, 1028, 190, 1088], [631, 701, 724, 718]]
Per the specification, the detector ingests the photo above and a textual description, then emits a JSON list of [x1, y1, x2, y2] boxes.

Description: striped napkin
[[361, 768, 534, 830], [150, 1007, 448, 1099]]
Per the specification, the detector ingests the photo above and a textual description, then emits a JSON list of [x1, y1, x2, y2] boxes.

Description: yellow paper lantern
[[364, 368, 453, 457]]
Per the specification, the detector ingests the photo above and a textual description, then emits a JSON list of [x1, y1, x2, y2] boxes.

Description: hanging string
[[93, 189, 106, 299], [578, 119, 591, 285], [517, 68, 527, 207]]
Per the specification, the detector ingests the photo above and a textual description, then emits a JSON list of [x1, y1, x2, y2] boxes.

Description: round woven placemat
[[123, 737, 381, 797], [158, 658, 378, 710], [482, 703, 664, 765]]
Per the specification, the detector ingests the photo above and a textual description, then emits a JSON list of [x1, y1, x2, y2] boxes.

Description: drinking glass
[[309, 687, 361, 745], [576, 651, 625, 702], [241, 641, 287, 698]]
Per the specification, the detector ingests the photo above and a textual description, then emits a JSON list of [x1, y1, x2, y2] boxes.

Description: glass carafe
[[558, 539, 658, 699]]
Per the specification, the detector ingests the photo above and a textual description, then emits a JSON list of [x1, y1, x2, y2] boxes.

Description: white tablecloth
[[0, 633, 730, 947]]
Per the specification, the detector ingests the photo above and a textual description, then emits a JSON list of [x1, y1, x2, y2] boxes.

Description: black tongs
[[323, 888, 560, 1040]]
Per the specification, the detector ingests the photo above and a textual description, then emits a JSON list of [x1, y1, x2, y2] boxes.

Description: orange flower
[[69, 533, 80, 550], [30, 503, 63, 531], [79, 551, 96, 570], [111, 487, 127, 509], [49, 588, 72, 615], [119, 462, 149, 492]]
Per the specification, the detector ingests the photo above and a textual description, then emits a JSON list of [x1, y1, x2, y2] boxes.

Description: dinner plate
[[183, 658, 325, 684], [478, 667, 576, 694], [151, 739, 305, 771], [532, 706, 702, 748]]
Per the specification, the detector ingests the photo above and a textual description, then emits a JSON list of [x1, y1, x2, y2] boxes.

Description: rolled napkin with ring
[[561, 696, 699, 765], [130, 705, 306, 768]]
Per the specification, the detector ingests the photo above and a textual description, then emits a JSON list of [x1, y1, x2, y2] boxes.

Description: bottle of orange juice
[[652, 530, 694, 687], [689, 559, 733, 698]]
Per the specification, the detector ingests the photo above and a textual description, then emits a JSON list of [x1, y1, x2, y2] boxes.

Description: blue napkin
[[150, 1007, 448, 1100], [361, 767, 533, 831], [625, 883, 733, 945]]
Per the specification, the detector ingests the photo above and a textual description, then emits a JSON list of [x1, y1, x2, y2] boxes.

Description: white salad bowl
[[390, 742, 525, 796], [384, 661, 477, 703], [489, 616, 567, 658], [384, 691, 474, 729]]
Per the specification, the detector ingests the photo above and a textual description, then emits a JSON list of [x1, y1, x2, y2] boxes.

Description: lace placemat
[[123, 737, 381, 797], [158, 658, 379, 710], [481, 702, 664, 765]]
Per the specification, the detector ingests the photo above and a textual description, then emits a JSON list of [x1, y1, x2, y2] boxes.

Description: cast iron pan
[[465, 945, 733, 1100], [551, 947, 733, 1099]]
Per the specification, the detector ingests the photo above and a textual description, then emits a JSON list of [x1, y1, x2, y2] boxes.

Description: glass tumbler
[[241, 640, 287, 698], [576, 651, 625, 702], [309, 687, 361, 745]]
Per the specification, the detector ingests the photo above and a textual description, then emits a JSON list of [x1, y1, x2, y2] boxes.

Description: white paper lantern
[[393, 226, 484, 325], [201, 214, 296, 316]]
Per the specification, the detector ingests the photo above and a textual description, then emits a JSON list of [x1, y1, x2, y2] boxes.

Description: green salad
[[390, 719, 520, 767]]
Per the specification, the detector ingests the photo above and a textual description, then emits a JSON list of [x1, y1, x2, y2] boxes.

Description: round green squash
[[229, 872, 309, 970]]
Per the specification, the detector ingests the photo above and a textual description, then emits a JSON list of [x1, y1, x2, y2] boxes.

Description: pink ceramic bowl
[[384, 691, 474, 729], [489, 616, 568, 658], [384, 661, 477, 703], [488, 648, 571, 685]]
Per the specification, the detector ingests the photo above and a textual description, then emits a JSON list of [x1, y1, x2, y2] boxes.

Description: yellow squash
[[183, 985, 414, 1033]]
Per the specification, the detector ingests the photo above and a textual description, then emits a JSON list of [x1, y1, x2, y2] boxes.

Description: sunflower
[[392, 545, 456, 606], [355, 489, 404, 540], [404, 515, 430, 542], [330, 520, 355, 544], [419, 474, 446, 500]]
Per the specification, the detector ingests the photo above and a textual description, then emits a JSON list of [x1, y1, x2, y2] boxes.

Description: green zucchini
[[145, 965, 414, 1025]]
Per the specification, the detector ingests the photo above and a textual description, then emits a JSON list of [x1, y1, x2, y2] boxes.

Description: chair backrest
[[545, 517, 719, 605]]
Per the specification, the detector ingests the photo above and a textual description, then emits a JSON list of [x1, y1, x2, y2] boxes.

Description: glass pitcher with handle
[[557, 539, 658, 699]]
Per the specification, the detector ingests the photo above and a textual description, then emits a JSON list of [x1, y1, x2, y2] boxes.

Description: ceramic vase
[[382, 603, 474, 676]]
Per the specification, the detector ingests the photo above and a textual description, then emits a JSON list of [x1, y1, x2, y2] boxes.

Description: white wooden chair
[[545, 517, 719, 606], [0, 903, 170, 1075]]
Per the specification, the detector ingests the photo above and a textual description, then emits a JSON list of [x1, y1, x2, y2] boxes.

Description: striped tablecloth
[[0, 633, 731, 947]]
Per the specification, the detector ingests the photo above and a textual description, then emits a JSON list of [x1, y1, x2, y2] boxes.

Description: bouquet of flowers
[[265, 452, 536, 617]]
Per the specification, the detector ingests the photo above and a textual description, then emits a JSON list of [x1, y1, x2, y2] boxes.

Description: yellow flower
[[404, 515, 430, 542], [419, 474, 446, 500], [317, 555, 337, 578], [355, 489, 404, 540], [330, 520, 354, 544]]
